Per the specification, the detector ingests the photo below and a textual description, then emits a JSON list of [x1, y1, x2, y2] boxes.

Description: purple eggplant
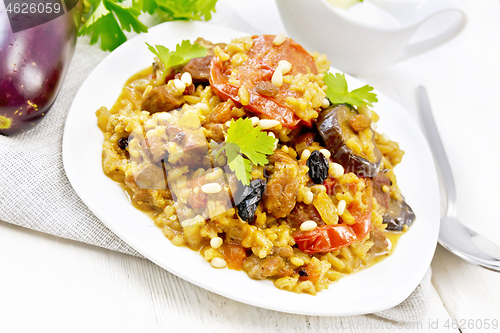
[[0, 2, 81, 136]]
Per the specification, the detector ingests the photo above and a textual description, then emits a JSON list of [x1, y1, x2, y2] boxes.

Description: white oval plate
[[63, 21, 439, 316]]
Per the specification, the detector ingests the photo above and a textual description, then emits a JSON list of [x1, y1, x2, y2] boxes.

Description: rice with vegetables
[[96, 34, 415, 295]]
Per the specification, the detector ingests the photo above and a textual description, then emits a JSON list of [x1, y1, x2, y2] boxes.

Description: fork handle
[[417, 86, 457, 216]]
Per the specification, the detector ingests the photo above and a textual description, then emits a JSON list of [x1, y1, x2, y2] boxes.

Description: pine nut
[[310, 185, 327, 194], [357, 104, 372, 119], [210, 237, 223, 249], [278, 60, 292, 74], [201, 183, 222, 194], [211, 257, 227, 268], [272, 68, 283, 87], [338, 200, 346, 215], [300, 220, 317, 231], [173, 79, 185, 93], [329, 162, 344, 178], [303, 190, 314, 205], [321, 98, 330, 109], [259, 119, 280, 129], [181, 72, 192, 86], [196, 103, 210, 113], [301, 149, 311, 160], [250, 117, 260, 126], [319, 148, 331, 159], [273, 33, 286, 45]]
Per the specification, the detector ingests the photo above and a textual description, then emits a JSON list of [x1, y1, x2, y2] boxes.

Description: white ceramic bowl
[[275, 0, 466, 75]]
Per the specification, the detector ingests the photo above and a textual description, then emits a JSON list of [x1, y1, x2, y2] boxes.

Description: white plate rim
[[62, 21, 440, 316]]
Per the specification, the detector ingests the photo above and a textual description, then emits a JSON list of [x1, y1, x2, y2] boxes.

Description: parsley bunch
[[80, 0, 218, 51], [324, 72, 378, 108], [218, 118, 277, 185]]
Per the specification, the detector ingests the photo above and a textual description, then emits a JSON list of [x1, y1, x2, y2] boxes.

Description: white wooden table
[[1, 1, 499, 332]]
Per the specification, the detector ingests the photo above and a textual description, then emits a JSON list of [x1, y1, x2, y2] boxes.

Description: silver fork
[[417, 86, 500, 272]]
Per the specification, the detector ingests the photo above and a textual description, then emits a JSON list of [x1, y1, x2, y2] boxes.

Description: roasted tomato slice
[[209, 35, 319, 129], [293, 180, 373, 254]]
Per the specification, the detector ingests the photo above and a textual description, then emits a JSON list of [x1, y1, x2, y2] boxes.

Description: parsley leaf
[[80, 0, 148, 52], [324, 72, 378, 108], [80, 0, 218, 51], [146, 40, 207, 81], [218, 118, 277, 185], [146, 0, 218, 21]]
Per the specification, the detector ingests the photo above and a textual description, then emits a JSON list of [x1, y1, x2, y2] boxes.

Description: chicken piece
[[124, 168, 171, 211], [141, 85, 183, 113], [263, 151, 299, 218], [369, 228, 389, 255], [182, 56, 213, 84], [243, 255, 287, 280], [288, 203, 324, 229], [271, 246, 294, 258], [203, 123, 226, 142]]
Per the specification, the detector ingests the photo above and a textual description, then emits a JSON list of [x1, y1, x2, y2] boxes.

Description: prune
[[306, 150, 329, 184], [235, 178, 267, 222], [118, 137, 129, 150]]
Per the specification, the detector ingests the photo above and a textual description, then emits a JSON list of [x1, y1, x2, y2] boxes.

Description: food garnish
[[324, 72, 378, 108], [80, 0, 148, 51], [147, 40, 207, 81], [217, 118, 277, 185], [80, 0, 218, 51]]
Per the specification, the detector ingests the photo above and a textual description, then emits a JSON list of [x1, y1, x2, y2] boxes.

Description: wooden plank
[[0, 221, 455, 333], [432, 245, 500, 333]]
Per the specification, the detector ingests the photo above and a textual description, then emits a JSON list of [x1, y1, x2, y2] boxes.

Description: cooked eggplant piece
[[316, 105, 382, 178], [383, 197, 416, 231], [372, 171, 391, 208]]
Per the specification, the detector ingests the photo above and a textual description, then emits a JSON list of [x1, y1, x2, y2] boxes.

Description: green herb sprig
[[324, 72, 378, 108], [146, 40, 207, 80], [80, 0, 218, 51], [217, 118, 277, 185]]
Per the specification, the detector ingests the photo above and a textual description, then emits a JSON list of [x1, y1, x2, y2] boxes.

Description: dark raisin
[[298, 268, 308, 277], [235, 178, 267, 222], [118, 137, 129, 150], [306, 150, 329, 184]]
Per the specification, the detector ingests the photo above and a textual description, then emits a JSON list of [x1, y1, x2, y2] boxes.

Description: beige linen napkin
[[0, 0, 431, 322]]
